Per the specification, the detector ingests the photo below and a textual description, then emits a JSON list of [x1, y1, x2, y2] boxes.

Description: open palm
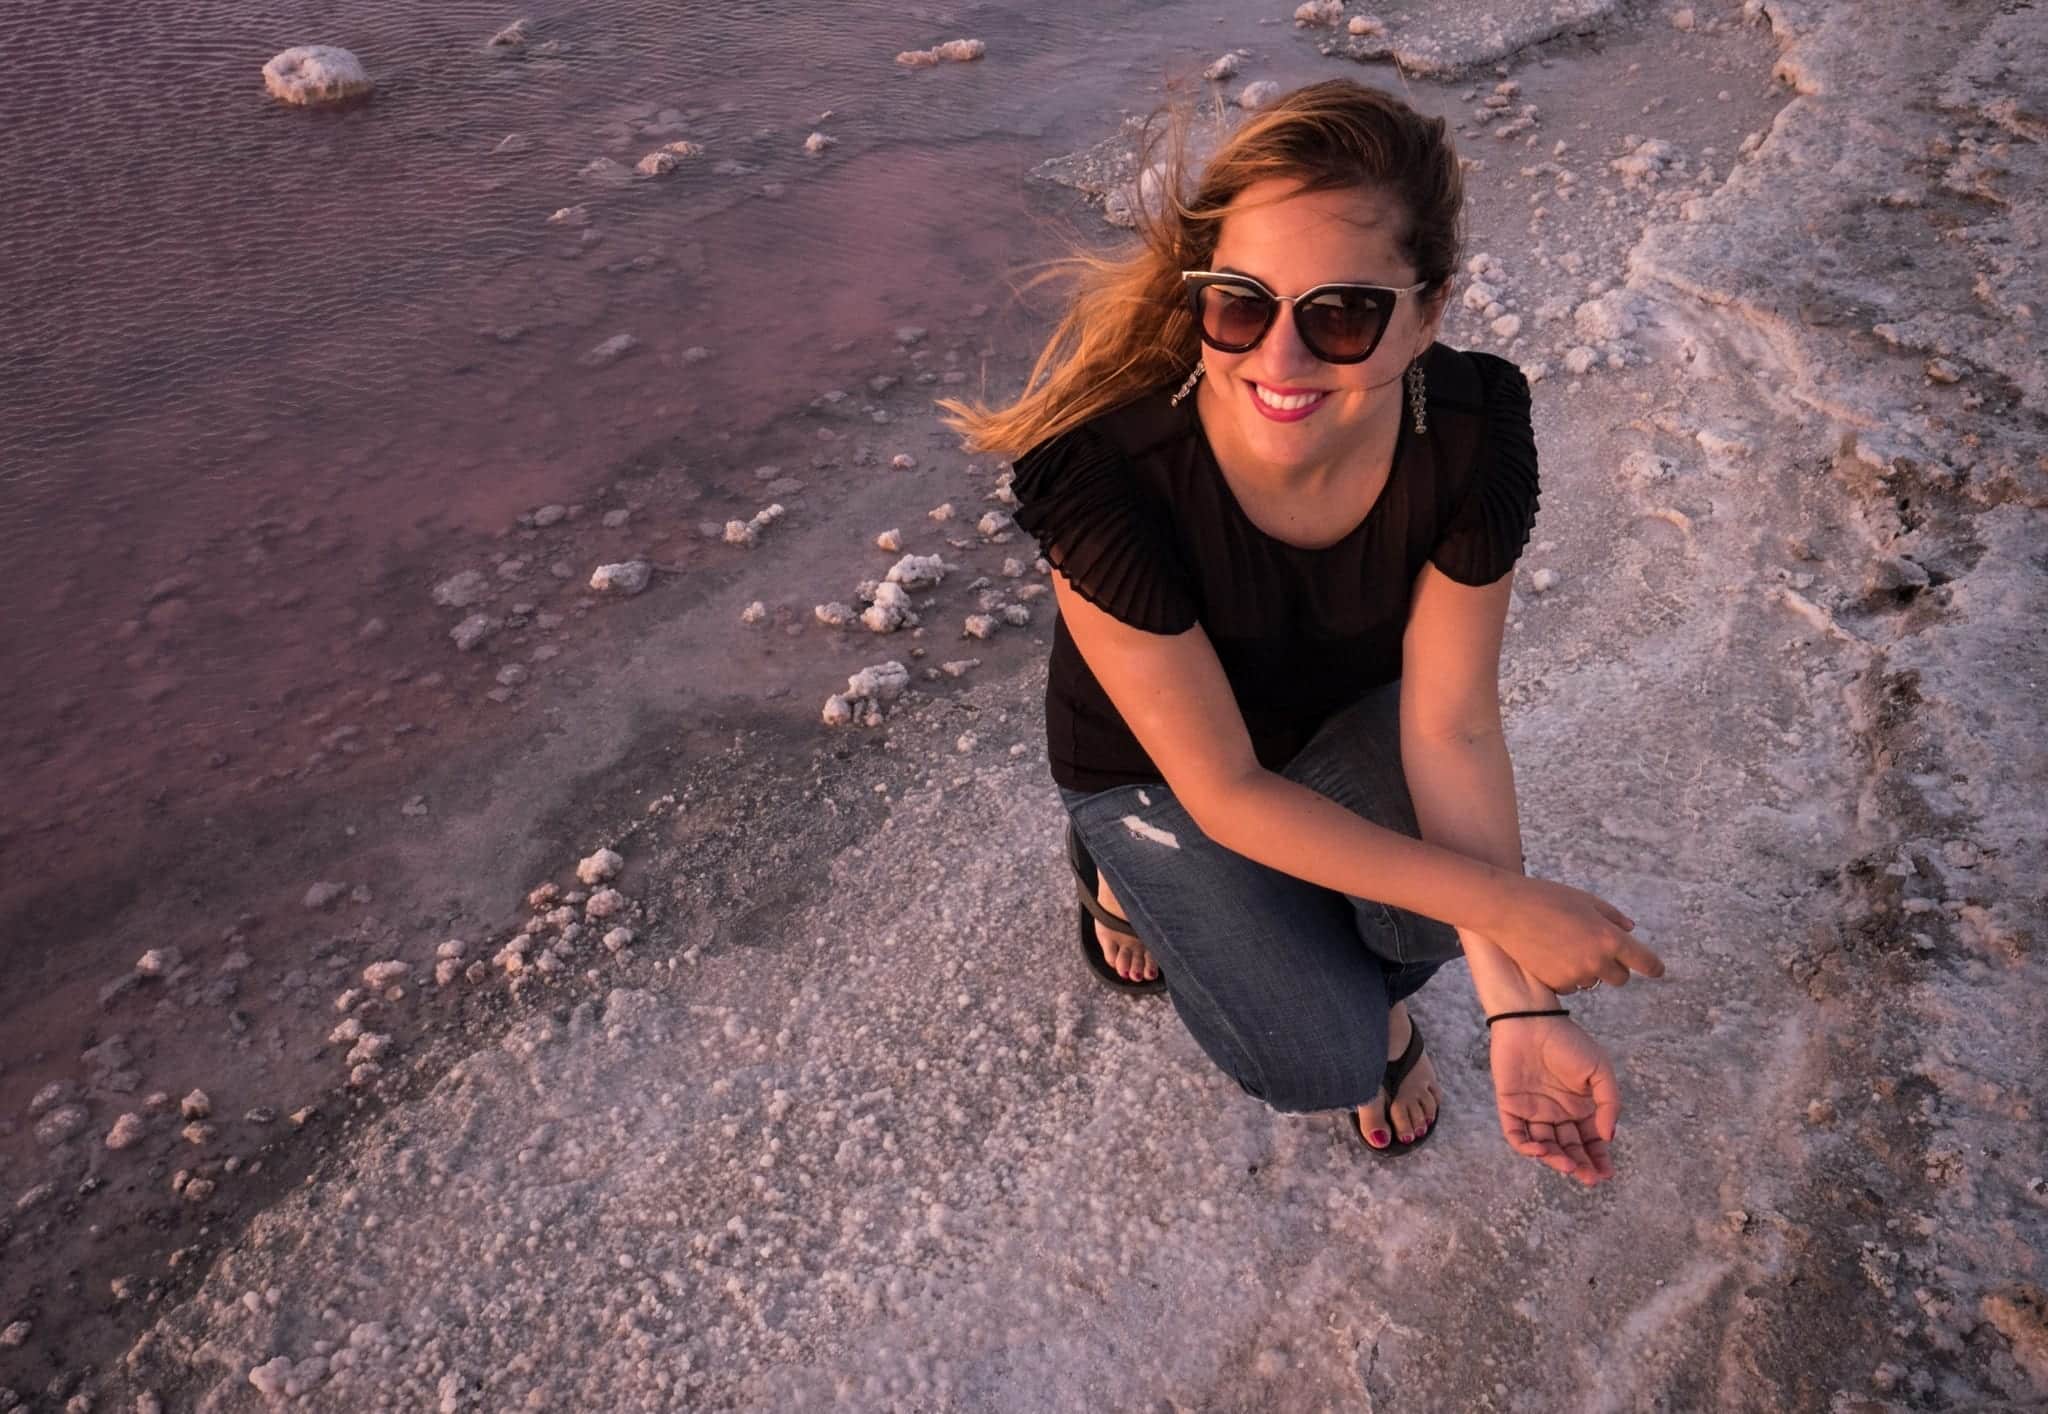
[[1488, 1017, 1622, 1187]]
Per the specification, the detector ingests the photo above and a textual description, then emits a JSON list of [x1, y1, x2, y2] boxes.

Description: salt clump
[[262, 47, 372, 107], [1203, 54, 1241, 81], [487, 19, 529, 49], [723, 503, 786, 547], [432, 570, 490, 608], [1611, 138, 1677, 183], [849, 661, 910, 700], [803, 132, 837, 154], [886, 553, 948, 590], [1294, 0, 1343, 26], [589, 561, 652, 595], [897, 38, 986, 65], [1573, 292, 1638, 342], [636, 142, 701, 174], [822, 660, 911, 728], [1238, 81, 1282, 110], [135, 947, 180, 977], [578, 848, 623, 884], [875, 529, 903, 552], [579, 333, 638, 367], [814, 602, 856, 628], [36, 1105, 90, 1146], [861, 581, 918, 633]]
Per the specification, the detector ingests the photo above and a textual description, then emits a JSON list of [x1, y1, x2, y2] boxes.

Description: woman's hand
[[1479, 874, 1665, 994], [1488, 1015, 1620, 1186]]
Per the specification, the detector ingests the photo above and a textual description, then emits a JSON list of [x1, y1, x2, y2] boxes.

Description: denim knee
[[1248, 1047, 1386, 1115]]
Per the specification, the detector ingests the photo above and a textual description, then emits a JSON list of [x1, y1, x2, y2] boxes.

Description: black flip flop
[[1065, 821, 1167, 995], [1354, 1014, 1438, 1157]]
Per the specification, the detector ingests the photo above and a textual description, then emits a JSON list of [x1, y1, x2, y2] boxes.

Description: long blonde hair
[[937, 78, 1466, 458]]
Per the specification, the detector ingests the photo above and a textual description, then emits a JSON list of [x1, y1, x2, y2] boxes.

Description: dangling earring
[[1169, 361, 1205, 408], [1406, 357, 1427, 435]]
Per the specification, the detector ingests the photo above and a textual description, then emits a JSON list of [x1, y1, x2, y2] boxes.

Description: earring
[[1169, 361, 1205, 408], [1406, 357, 1427, 435]]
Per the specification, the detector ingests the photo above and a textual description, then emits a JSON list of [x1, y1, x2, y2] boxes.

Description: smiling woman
[[938, 79, 1663, 1182]]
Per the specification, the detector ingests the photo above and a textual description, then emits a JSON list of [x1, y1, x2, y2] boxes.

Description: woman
[[937, 79, 1663, 1186]]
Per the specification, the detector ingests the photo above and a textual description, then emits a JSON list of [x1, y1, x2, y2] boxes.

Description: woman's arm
[[1045, 566, 1528, 934], [1393, 560, 1558, 1016]]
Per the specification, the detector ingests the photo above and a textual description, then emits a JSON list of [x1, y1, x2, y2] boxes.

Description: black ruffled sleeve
[[1428, 355, 1542, 586], [1010, 423, 1201, 635]]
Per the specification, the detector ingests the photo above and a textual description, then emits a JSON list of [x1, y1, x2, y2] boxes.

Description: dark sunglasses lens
[[1297, 289, 1390, 361], [1196, 282, 1274, 350]]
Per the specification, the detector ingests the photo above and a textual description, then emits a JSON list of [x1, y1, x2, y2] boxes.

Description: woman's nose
[[1254, 301, 1322, 376]]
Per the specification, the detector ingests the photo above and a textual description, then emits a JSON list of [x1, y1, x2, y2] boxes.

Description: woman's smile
[[1246, 379, 1331, 421]]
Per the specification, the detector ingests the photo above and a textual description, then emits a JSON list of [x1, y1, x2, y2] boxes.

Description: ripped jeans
[[1056, 677, 1464, 1115]]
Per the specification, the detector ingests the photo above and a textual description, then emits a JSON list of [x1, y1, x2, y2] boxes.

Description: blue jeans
[[1056, 677, 1464, 1116]]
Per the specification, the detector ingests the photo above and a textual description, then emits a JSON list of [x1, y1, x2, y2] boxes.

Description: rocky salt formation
[[886, 553, 948, 591], [895, 38, 986, 67], [636, 141, 702, 175], [588, 561, 651, 596], [821, 660, 910, 727], [1236, 79, 1282, 111], [261, 46, 372, 106], [722, 503, 786, 548], [578, 333, 638, 368]]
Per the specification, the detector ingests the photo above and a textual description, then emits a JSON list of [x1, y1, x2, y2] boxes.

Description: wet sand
[[4, 0, 2045, 1409]]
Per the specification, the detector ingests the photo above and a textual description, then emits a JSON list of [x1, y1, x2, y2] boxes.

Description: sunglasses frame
[[1180, 269, 1431, 365]]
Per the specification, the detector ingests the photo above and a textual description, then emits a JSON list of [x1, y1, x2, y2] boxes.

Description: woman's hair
[[937, 77, 1465, 458]]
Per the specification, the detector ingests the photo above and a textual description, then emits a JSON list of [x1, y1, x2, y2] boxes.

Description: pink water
[[0, 0, 1189, 930]]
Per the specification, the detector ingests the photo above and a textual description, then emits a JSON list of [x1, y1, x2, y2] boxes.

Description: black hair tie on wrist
[[1485, 1008, 1570, 1028]]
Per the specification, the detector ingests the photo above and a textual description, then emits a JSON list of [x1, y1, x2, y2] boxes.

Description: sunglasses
[[1180, 270, 1429, 364]]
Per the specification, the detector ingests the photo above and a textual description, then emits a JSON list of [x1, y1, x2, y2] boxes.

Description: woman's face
[[1197, 177, 1447, 475]]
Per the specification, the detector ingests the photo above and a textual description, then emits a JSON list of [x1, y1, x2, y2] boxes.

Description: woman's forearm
[[1192, 769, 1521, 937], [1397, 728, 1560, 1015]]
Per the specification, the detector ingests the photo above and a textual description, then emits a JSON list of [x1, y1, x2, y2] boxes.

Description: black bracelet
[[1485, 1007, 1570, 1028]]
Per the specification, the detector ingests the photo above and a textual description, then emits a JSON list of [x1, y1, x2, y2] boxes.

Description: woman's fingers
[[1595, 898, 1635, 930], [1619, 935, 1665, 978], [1589, 1059, 1622, 1144]]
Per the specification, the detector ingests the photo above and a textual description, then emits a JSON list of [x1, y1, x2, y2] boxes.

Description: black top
[[1010, 341, 1540, 793]]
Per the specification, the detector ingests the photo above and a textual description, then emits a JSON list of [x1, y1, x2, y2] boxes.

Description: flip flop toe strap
[[1067, 823, 1140, 937]]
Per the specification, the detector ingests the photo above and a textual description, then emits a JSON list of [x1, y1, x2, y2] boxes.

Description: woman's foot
[[1092, 874, 1158, 983], [1357, 1001, 1439, 1148]]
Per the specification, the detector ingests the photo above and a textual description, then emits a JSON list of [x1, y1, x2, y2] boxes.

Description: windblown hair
[[937, 78, 1466, 458]]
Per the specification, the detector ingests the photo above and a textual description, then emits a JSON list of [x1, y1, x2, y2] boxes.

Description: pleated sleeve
[[1010, 423, 1201, 635], [1428, 355, 1542, 586]]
